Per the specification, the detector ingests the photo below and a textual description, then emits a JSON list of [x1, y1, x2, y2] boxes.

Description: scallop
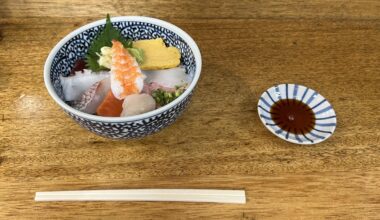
[[121, 94, 156, 117]]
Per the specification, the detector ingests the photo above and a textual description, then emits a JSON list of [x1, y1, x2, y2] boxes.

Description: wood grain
[[0, 0, 379, 219]]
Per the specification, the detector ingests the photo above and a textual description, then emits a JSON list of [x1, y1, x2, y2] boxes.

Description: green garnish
[[85, 14, 132, 71], [152, 87, 185, 106], [127, 48, 144, 64]]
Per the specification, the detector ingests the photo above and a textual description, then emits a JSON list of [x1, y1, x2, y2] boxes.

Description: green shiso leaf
[[85, 14, 132, 71]]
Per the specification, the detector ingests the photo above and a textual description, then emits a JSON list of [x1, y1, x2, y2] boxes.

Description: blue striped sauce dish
[[257, 84, 337, 145]]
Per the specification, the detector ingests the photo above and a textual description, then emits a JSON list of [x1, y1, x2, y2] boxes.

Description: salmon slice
[[111, 40, 145, 100], [96, 90, 123, 117]]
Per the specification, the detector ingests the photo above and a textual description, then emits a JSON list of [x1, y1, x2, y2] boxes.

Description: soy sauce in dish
[[270, 99, 315, 135]]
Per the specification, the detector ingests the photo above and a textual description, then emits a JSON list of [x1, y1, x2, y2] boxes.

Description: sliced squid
[[60, 69, 109, 101], [142, 67, 190, 89]]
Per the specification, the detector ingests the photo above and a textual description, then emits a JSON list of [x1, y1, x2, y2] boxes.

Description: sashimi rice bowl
[[44, 15, 202, 139]]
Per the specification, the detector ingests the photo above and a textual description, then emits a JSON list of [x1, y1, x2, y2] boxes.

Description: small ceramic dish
[[257, 84, 337, 144]]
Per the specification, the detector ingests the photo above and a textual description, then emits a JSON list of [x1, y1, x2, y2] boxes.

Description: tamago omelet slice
[[133, 38, 181, 70]]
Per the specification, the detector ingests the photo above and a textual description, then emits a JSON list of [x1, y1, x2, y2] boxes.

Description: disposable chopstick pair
[[35, 189, 246, 204]]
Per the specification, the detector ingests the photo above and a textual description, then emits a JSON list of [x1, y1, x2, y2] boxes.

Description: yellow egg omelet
[[133, 38, 181, 70]]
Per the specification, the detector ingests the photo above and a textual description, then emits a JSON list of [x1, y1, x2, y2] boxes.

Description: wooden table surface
[[1, 0, 379, 219]]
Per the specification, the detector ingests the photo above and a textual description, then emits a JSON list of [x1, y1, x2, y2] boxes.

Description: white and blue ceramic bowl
[[44, 16, 202, 139], [258, 84, 337, 145]]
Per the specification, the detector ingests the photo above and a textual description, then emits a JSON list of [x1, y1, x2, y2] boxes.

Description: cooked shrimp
[[110, 40, 145, 100]]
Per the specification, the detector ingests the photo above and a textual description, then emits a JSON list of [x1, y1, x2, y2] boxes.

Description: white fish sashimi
[[71, 77, 111, 114], [71, 82, 99, 112], [121, 94, 156, 117], [60, 69, 109, 101], [142, 82, 175, 95], [142, 67, 190, 89]]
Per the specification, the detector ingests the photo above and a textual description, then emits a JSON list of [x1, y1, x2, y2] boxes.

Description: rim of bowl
[[44, 16, 202, 123]]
